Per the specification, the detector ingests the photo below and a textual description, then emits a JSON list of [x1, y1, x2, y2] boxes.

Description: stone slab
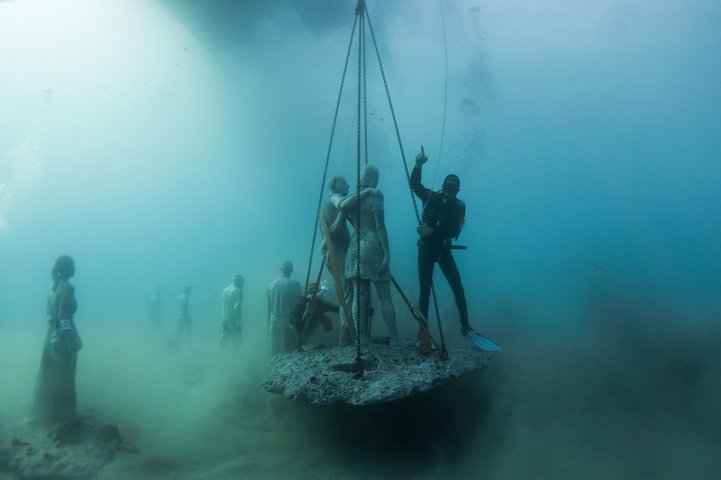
[[263, 344, 489, 406]]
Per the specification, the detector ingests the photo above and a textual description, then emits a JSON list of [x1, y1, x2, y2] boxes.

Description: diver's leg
[[417, 242, 435, 323], [438, 250, 469, 330]]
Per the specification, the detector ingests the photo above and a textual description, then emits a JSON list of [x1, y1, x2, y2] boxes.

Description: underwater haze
[[1, 0, 720, 478]]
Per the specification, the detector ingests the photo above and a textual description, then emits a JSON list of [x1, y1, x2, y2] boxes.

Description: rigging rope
[[304, 14, 359, 293], [364, 12, 419, 223], [431, 0, 449, 188], [428, 0, 451, 360], [365, 4, 449, 359]]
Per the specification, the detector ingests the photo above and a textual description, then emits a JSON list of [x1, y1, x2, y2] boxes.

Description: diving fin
[[463, 328, 502, 352]]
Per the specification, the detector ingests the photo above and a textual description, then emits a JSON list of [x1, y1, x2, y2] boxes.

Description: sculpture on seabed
[[34, 254, 82, 426]]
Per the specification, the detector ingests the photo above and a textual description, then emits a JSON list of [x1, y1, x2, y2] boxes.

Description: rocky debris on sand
[[263, 344, 488, 406], [0, 413, 138, 479]]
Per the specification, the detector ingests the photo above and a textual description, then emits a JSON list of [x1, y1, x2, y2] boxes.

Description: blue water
[[1, 1, 720, 478]]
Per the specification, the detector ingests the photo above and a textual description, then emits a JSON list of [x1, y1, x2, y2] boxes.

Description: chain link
[[366, 8, 448, 358], [354, 3, 365, 372]]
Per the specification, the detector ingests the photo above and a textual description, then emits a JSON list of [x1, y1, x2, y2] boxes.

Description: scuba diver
[[411, 149, 500, 351]]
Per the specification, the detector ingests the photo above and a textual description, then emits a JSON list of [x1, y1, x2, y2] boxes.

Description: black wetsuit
[[410, 164, 469, 330]]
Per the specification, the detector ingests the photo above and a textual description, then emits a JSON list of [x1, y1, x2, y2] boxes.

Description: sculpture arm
[[338, 188, 375, 214], [373, 194, 391, 273], [410, 164, 430, 203], [328, 194, 348, 235], [234, 290, 243, 323]]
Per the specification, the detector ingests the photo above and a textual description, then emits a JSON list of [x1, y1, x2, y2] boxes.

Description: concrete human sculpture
[[34, 255, 82, 426], [340, 165, 401, 346], [221, 274, 244, 346], [266, 261, 302, 354]]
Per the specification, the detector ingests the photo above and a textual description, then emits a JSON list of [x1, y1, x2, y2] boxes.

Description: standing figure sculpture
[[34, 255, 83, 426], [221, 274, 244, 347], [340, 165, 401, 346], [322, 176, 355, 346], [176, 286, 193, 343], [266, 261, 302, 354]]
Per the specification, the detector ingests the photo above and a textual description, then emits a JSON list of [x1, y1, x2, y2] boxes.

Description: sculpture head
[[281, 261, 293, 276], [183, 286, 192, 295], [329, 176, 349, 196], [232, 273, 244, 287], [361, 165, 379, 188], [51, 255, 75, 280]]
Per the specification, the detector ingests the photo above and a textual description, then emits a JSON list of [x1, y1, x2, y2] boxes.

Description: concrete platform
[[263, 343, 489, 406]]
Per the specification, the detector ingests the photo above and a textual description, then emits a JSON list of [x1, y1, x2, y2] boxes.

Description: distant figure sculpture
[[176, 286, 193, 342], [34, 255, 83, 426], [146, 284, 163, 329], [340, 165, 401, 346], [221, 274, 244, 347], [266, 261, 302, 354]]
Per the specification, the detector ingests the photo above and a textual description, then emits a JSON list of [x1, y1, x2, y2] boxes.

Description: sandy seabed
[[2, 306, 721, 480], [0, 316, 491, 480]]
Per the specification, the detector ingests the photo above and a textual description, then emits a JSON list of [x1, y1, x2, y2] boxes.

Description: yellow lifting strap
[[320, 211, 356, 341]]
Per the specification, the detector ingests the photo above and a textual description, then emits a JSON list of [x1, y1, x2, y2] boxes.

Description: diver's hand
[[417, 224, 434, 237], [416, 152, 428, 166]]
